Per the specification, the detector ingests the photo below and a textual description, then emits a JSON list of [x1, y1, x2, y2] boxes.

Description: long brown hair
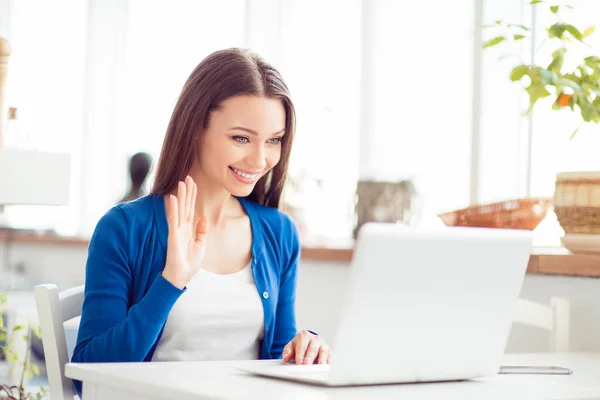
[[151, 48, 296, 209]]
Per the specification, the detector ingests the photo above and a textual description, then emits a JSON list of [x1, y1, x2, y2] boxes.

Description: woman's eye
[[234, 136, 249, 144], [268, 137, 283, 145]]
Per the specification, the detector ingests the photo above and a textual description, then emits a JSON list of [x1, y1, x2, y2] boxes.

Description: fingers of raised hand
[[187, 179, 197, 223], [177, 181, 186, 225], [168, 194, 179, 230], [195, 216, 209, 246]]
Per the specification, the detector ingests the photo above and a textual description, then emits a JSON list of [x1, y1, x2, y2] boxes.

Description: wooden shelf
[[1, 230, 599, 277]]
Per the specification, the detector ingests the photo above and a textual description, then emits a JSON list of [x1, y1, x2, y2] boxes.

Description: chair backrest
[[34, 284, 84, 400], [513, 296, 570, 352]]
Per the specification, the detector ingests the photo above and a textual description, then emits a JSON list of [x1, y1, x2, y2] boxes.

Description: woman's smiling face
[[194, 95, 286, 197]]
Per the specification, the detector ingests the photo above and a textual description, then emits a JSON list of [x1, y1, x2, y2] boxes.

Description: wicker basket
[[554, 171, 600, 234], [438, 197, 552, 230]]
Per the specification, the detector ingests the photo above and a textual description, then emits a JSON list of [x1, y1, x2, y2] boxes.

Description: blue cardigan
[[71, 194, 300, 395]]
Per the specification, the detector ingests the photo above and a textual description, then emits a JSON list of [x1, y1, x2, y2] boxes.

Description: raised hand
[[161, 176, 209, 289]]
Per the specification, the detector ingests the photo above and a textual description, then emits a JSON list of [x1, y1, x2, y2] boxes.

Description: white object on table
[[66, 353, 600, 400]]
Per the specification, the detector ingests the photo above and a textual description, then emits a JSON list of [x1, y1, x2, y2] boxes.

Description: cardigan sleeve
[[71, 206, 183, 395], [270, 216, 300, 357]]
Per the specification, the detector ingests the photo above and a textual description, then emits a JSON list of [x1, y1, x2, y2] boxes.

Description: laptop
[[240, 223, 533, 386]]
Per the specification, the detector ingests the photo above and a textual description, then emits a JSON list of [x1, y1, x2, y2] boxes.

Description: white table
[[66, 353, 600, 400]]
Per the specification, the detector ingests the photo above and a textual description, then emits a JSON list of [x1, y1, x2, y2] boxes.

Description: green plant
[[0, 293, 47, 400], [483, 0, 600, 139]]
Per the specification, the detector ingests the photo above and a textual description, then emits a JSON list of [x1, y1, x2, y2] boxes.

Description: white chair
[[513, 296, 570, 352], [34, 284, 84, 400]]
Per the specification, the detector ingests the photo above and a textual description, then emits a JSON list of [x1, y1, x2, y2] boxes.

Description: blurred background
[[1, 0, 598, 244]]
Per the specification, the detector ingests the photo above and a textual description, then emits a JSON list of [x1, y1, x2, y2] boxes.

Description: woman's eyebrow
[[230, 127, 285, 136]]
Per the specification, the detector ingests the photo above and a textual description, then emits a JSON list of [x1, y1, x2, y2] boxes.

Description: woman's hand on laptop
[[282, 331, 331, 365]]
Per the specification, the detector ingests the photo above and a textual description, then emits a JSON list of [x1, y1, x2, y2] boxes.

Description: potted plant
[[0, 293, 47, 400], [483, 1, 600, 248]]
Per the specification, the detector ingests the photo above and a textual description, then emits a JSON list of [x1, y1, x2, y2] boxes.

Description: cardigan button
[[263, 291, 269, 299]]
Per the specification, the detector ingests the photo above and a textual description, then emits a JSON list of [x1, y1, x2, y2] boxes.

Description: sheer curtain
[[479, 0, 531, 203], [4, 0, 575, 241], [361, 0, 474, 219], [2, 0, 88, 234], [2, 0, 361, 238], [79, 0, 248, 234]]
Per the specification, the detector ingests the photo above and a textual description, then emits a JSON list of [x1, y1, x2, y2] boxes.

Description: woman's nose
[[246, 144, 267, 170]]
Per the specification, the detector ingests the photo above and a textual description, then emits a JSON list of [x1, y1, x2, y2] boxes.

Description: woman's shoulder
[[93, 194, 161, 238]]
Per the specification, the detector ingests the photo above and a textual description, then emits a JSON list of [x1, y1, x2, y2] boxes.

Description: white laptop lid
[[327, 224, 533, 385]]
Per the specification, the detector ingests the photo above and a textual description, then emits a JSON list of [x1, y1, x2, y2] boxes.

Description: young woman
[[71, 48, 330, 395]]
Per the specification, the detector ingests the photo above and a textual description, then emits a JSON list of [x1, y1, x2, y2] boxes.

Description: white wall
[[2, 243, 600, 353]]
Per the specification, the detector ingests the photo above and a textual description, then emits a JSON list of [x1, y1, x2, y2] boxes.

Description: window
[[363, 0, 474, 222], [2, 0, 87, 234], [4, 1, 589, 244]]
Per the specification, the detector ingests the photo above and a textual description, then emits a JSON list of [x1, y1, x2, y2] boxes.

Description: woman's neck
[[187, 172, 242, 229]]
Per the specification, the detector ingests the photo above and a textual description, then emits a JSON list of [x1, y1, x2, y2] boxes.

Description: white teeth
[[232, 168, 259, 179]]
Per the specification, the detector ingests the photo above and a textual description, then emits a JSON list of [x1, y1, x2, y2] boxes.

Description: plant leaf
[[530, 0, 543, 4], [548, 24, 567, 39], [565, 25, 583, 41], [548, 48, 566, 73], [569, 125, 581, 140], [584, 55, 600, 67], [583, 25, 596, 39], [12, 324, 24, 332], [557, 77, 583, 94], [550, 5, 559, 13], [525, 83, 551, 114], [510, 65, 529, 81], [513, 34, 526, 41], [483, 36, 506, 48], [579, 99, 600, 123], [510, 24, 531, 31]]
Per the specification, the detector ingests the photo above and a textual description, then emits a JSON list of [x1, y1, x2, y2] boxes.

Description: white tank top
[[152, 262, 264, 362]]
